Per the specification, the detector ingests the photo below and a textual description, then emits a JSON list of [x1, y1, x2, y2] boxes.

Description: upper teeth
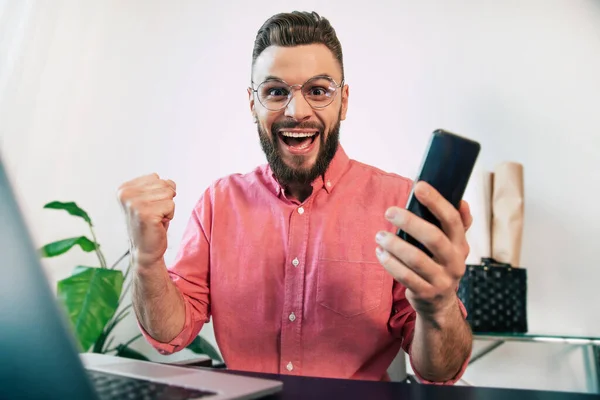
[[281, 131, 317, 138]]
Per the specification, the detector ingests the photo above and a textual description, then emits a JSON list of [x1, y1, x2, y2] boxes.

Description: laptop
[[0, 156, 283, 400]]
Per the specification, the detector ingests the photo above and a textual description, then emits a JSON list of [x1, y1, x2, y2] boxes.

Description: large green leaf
[[186, 336, 223, 362], [44, 201, 92, 225], [40, 236, 97, 258], [57, 266, 123, 352], [115, 345, 150, 361]]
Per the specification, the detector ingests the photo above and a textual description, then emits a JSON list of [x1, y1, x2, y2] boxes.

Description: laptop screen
[[0, 156, 99, 399]]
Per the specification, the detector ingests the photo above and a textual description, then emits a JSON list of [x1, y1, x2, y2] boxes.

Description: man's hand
[[375, 180, 473, 383], [117, 173, 187, 343], [375, 180, 472, 321], [117, 173, 177, 269]]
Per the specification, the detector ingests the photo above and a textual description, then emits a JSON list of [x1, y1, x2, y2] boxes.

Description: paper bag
[[491, 162, 524, 266], [465, 170, 494, 264]]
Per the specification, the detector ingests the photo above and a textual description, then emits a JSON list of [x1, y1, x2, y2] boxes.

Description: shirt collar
[[264, 144, 350, 198], [320, 144, 350, 194]]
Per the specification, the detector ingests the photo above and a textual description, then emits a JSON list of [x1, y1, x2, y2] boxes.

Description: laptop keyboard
[[87, 369, 217, 399]]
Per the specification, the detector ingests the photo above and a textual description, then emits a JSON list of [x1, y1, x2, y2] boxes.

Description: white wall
[[1, 0, 599, 394]]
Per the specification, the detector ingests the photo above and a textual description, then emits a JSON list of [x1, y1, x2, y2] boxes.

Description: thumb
[[459, 200, 473, 231]]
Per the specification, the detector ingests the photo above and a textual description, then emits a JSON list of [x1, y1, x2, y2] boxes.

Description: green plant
[[40, 201, 222, 363]]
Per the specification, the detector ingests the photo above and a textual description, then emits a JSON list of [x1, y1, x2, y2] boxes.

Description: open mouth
[[278, 131, 319, 151]]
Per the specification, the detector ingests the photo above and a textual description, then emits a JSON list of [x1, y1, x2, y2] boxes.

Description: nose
[[284, 89, 313, 121]]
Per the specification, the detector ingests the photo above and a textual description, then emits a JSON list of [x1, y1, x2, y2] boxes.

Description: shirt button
[[326, 180, 332, 187], [289, 312, 296, 322], [297, 207, 304, 214], [286, 362, 293, 371], [292, 257, 299, 267]]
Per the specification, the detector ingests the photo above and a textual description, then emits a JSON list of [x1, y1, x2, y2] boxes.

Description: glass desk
[[472, 333, 600, 393]]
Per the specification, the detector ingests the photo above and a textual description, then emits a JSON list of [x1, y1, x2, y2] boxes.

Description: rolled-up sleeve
[[388, 282, 470, 385], [388, 283, 417, 354], [138, 188, 213, 355]]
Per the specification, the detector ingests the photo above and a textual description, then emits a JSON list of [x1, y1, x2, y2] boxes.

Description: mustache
[[271, 120, 324, 134]]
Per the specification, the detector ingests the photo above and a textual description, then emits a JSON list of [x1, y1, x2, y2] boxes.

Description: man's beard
[[258, 115, 341, 187]]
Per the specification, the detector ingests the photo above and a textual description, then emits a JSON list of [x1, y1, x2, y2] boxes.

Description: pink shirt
[[140, 145, 468, 384]]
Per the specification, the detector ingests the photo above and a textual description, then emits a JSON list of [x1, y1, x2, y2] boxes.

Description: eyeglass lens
[[257, 77, 338, 110]]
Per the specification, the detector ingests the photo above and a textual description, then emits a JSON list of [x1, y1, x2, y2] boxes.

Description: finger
[[123, 187, 175, 205], [375, 246, 432, 294], [164, 179, 177, 192], [131, 201, 175, 233], [164, 202, 175, 221], [138, 180, 176, 193], [375, 231, 444, 285], [141, 187, 177, 203], [151, 199, 175, 221], [386, 206, 456, 264], [413, 181, 465, 245], [459, 200, 472, 231], [141, 180, 177, 199], [118, 175, 168, 202], [124, 173, 161, 188]]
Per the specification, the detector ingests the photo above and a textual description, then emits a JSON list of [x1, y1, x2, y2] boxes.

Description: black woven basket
[[457, 258, 528, 333]]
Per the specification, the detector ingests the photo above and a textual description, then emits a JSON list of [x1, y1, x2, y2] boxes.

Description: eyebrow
[[260, 73, 337, 83], [262, 75, 284, 82]]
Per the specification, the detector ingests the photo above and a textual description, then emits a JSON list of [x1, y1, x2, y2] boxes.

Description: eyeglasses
[[250, 75, 344, 111]]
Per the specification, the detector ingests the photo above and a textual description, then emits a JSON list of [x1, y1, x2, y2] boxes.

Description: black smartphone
[[396, 129, 481, 257]]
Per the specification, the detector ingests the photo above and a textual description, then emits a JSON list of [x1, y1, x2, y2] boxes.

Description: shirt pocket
[[316, 257, 385, 318]]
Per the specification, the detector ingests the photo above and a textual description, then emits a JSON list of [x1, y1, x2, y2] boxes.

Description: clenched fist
[[117, 173, 177, 268]]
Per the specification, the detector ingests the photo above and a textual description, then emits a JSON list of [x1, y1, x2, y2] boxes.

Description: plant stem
[[104, 345, 118, 353], [112, 303, 132, 324], [88, 223, 108, 269], [122, 333, 143, 349], [110, 250, 130, 270], [101, 304, 132, 341], [102, 336, 115, 353], [118, 257, 133, 303], [122, 257, 132, 283], [119, 280, 132, 303], [105, 333, 143, 353]]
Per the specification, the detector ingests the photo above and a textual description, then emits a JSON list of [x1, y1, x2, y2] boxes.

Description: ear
[[340, 84, 349, 121], [248, 87, 257, 122]]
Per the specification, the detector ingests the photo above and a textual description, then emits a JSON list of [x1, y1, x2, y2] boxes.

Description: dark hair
[[251, 11, 344, 81]]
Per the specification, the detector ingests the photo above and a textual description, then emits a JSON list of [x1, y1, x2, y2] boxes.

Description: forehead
[[252, 44, 341, 84]]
